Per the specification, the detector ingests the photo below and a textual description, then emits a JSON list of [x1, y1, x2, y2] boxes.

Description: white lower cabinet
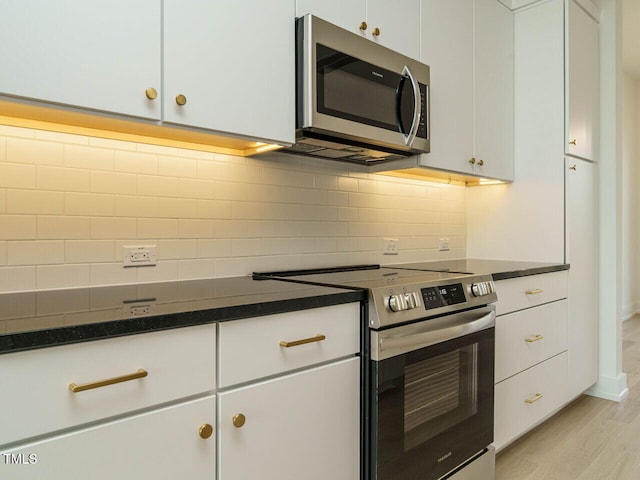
[[494, 352, 568, 451], [0, 395, 216, 480], [218, 357, 360, 480]]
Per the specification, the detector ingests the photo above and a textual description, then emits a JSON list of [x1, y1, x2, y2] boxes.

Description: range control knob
[[389, 294, 408, 312], [471, 281, 495, 297], [389, 292, 422, 312]]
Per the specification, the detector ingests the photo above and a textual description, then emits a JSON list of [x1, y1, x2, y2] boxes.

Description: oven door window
[[371, 328, 494, 480], [316, 44, 414, 134]]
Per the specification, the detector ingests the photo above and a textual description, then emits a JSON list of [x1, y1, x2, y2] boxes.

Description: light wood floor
[[496, 316, 640, 480]]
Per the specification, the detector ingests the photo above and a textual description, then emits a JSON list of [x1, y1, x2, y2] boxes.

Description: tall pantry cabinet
[[468, 0, 600, 444]]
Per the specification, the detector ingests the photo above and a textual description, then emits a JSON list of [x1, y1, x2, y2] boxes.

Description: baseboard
[[586, 373, 629, 402], [622, 303, 638, 321]]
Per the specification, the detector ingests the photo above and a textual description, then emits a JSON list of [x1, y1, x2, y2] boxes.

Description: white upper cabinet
[[0, 1, 161, 120], [473, 0, 514, 181], [418, 0, 514, 181], [163, 0, 295, 145], [296, 0, 420, 59], [566, 0, 599, 162]]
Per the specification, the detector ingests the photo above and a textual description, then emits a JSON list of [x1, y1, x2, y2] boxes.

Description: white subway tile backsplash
[[0, 266, 36, 292], [114, 150, 158, 175], [65, 240, 116, 263], [36, 264, 91, 289], [65, 144, 114, 170], [90, 217, 138, 239], [66, 192, 115, 216], [7, 240, 64, 265], [0, 215, 37, 240], [7, 137, 63, 165], [0, 162, 37, 189], [37, 166, 91, 192], [159, 239, 198, 260], [0, 127, 466, 292], [6, 189, 64, 215]]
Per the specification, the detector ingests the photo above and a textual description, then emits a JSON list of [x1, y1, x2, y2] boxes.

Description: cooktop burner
[[255, 265, 497, 329]]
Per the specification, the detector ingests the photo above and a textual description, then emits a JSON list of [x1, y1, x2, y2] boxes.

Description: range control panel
[[385, 280, 496, 313]]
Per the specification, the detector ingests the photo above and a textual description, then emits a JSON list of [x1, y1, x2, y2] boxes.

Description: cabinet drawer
[[0, 324, 216, 446], [494, 352, 568, 451], [495, 299, 568, 383], [494, 271, 568, 315], [218, 303, 360, 388], [0, 395, 216, 480]]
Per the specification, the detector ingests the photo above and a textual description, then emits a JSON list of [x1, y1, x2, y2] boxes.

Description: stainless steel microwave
[[283, 15, 430, 165]]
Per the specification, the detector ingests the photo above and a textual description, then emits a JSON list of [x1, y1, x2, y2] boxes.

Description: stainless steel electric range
[[255, 265, 497, 480]]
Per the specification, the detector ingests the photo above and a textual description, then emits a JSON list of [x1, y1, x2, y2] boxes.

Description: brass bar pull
[[280, 334, 326, 348], [525, 289, 544, 295], [525, 393, 544, 404], [525, 334, 544, 343], [69, 368, 148, 393]]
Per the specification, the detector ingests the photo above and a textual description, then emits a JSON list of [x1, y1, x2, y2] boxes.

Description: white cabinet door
[[366, 0, 421, 58], [296, 0, 365, 35], [163, 0, 295, 145], [218, 358, 360, 480], [419, 0, 474, 175], [0, 396, 216, 480], [0, 1, 161, 120], [473, 0, 514, 181], [566, 0, 599, 162], [565, 158, 598, 398]]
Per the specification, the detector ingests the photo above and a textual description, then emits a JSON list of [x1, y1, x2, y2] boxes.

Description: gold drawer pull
[[525, 289, 544, 295], [69, 368, 148, 393], [525, 393, 544, 404], [525, 334, 544, 343], [280, 334, 326, 348]]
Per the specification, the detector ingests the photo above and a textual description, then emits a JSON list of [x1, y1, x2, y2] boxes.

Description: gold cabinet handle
[[359, 21, 368, 31], [176, 94, 187, 106], [69, 368, 148, 393], [525, 393, 544, 404], [232, 414, 246, 428], [525, 289, 544, 295], [372, 27, 381, 36], [145, 87, 158, 100], [525, 334, 544, 343], [477, 159, 484, 166], [569, 165, 577, 171], [280, 334, 326, 348], [469, 158, 476, 165], [569, 139, 577, 145], [199, 424, 213, 439]]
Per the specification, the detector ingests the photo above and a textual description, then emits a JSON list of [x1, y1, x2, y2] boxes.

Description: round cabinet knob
[[477, 159, 484, 166], [145, 87, 158, 100], [372, 27, 381, 36], [469, 158, 476, 165], [569, 139, 577, 145], [232, 414, 246, 428], [569, 165, 577, 171], [359, 21, 368, 31], [175, 94, 187, 106], [199, 424, 213, 439]]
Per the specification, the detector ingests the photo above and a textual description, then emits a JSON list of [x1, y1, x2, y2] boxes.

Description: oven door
[[370, 306, 495, 480]]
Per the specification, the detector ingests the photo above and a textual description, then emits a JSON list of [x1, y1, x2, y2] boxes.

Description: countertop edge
[[492, 264, 570, 281], [0, 290, 365, 355]]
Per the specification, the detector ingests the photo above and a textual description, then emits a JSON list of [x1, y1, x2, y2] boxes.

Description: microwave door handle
[[401, 65, 421, 147]]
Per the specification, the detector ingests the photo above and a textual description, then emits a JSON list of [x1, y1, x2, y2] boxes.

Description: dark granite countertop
[[389, 259, 569, 281], [0, 276, 364, 355]]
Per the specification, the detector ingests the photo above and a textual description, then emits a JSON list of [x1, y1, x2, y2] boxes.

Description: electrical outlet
[[123, 299, 158, 318], [439, 237, 450, 251], [123, 245, 157, 267], [382, 238, 399, 255]]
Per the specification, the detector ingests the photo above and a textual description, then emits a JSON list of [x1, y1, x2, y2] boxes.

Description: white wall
[[622, 73, 639, 319], [0, 125, 467, 293]]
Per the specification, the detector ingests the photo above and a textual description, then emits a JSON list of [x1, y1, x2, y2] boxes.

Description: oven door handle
[[377, 309, 495, 358]]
